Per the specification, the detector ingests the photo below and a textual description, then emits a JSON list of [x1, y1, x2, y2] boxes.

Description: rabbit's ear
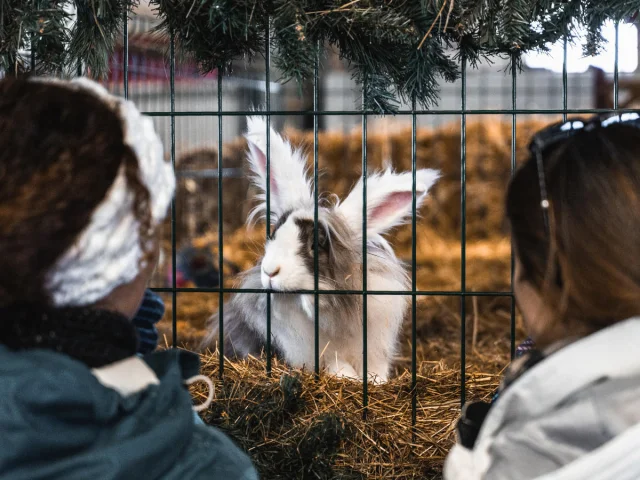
[[245, 116, 313, 220], [339, 168, 440, 238]]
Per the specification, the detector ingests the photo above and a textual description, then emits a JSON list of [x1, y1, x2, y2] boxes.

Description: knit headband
[[36, 77, 175, 307]]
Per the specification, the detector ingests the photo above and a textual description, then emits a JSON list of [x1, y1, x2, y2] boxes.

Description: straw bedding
[[153, 118, 552, 478], [157, 238, 521, 478]]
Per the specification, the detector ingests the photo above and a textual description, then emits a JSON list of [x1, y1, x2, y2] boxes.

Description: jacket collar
[[484, 317, 640, 429], [92, 356, 160, 396], [91, 348, 202, 397]]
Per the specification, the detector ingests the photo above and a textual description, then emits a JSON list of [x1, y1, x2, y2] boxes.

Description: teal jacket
[[0, 345, 258, 480]]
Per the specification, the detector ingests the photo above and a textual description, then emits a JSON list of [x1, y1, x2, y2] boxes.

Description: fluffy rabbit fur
[[202, 117, 439, 383]]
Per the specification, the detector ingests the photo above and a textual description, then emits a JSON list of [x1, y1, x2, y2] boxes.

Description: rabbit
[[201, 117, 440, 383]]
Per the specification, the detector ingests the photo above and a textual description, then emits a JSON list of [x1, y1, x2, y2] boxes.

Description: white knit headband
[[35, 77, 175, 307]]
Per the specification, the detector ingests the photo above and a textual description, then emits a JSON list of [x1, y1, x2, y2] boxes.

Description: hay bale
[[174, 118, 551, 246], [174, 145, 251, 238]]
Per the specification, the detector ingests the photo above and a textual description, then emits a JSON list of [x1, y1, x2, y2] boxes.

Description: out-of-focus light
[[524, 21, 638, 73]]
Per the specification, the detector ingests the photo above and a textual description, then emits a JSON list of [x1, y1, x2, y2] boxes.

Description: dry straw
[[189, 352, 501, 479]]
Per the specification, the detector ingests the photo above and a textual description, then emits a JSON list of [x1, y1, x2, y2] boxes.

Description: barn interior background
[[2, 1, 639, 478]]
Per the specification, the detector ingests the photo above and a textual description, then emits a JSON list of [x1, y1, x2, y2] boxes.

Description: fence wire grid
[[102, 20, 630, 425]]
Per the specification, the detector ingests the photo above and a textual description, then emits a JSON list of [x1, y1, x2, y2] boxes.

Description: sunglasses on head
[[529, 112, 640, 234]]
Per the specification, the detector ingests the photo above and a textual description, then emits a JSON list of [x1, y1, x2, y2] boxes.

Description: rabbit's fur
[[202, 117, 440, 383]]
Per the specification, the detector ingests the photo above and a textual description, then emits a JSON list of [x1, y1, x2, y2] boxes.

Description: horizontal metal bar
[[143, 108, 638, 117], [176, 168, 243, 179], [151, 287, 513, 296]]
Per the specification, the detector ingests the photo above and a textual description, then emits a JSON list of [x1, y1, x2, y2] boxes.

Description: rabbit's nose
[[263, 266, 280, 278]]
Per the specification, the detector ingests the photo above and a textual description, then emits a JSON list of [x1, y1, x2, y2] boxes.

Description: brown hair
[[507, 123, 640, 345], [0, 76, 152, 307]]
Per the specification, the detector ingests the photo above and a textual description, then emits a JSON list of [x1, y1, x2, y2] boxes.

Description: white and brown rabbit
[[202, 117, 439, 383]]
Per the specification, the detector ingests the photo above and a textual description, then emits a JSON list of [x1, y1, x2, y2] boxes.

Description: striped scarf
[[131, 290, 165, 355], [491, 337, 536, 403]]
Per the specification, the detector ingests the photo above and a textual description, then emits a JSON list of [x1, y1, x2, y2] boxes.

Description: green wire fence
[[114, 23, 628, 424]]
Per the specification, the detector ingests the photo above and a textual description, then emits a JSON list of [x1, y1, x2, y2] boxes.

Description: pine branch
[[500, 0, 535, 51], [582, 1, 640, 57], [2, 0, 639, 112], [272, 0, 316, 84], [1, 1, 69, 76], [68, 1, 135, 79], [152, 0, 267, 75]]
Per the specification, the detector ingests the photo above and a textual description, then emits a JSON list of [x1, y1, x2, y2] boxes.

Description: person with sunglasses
[[444, 113, 640, 480]]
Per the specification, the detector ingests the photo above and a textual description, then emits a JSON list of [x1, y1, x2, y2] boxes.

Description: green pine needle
[[1, 1, 638, 112]]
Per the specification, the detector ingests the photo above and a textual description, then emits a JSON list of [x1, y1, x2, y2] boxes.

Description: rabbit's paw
[[327, 358, 359, 381]]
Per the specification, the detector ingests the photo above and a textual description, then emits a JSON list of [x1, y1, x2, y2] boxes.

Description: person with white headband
[[0, 76, 258, 480]]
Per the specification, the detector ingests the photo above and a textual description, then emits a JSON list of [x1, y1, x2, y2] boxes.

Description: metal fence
[[113, 64, 600, 155], [111, 21, 633, 424]]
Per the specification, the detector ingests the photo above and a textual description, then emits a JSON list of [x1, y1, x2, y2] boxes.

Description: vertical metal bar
[[411, 95, 418, 432], [563, 35, 568, 122], [30, 0, 36, 74], [123, 8, 129, 99], [361, 83, 368, 417], [170, 33, 177, 348], [217, 71, 224, 378], [265, 23, 272, 376], [313, 41, 320, 378], [510, 54, 517, 360], [614, 22, 620, 110], [30, 0, 38, 73], [460, 57, 467, 407]]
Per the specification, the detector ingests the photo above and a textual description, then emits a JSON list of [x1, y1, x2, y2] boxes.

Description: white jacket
[[444, 317, 640, 480]]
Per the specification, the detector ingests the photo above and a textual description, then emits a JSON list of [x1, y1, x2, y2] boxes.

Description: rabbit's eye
[[316, 228, 329, 249]]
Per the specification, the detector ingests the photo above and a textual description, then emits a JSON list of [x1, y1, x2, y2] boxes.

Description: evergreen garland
[[0, 1, 68, 75], [70, 0, 136, 78], [1, 1, 639, 112], [1, 1, 135, 77]]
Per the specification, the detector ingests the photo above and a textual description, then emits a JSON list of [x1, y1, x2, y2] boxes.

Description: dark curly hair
[[0, 76, 152, 307], [507, 123, 640, 346]]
